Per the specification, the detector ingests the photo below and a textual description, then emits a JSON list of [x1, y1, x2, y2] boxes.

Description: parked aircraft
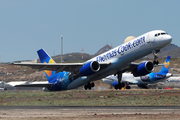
[[156, 76, 180, 88], [12, 30, 172, 91], [0, 81, 48, 91], [102, 56, 172, 89]]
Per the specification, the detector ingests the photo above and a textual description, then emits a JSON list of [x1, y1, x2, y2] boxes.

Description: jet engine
[[112, 81, 118, 87], [132, 61, 154, 77], [79, 61, 100, 76]]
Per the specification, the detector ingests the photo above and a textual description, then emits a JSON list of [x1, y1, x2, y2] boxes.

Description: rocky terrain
[[0, 64, 47, 82]]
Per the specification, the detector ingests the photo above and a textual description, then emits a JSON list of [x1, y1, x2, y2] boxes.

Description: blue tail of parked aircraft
[[159, 56, 171, 74], [37, 49, 57, 82]]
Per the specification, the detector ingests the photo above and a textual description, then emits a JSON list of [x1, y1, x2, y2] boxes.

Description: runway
[[1, 106, 180, 120], [1, 106, 180, 109]]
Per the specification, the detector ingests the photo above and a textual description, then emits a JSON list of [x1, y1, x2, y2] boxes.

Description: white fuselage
[[67, 30, 172, 89], [87, 30, 172, 80]]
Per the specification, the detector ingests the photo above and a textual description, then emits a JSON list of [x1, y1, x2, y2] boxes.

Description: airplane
[[12, 30, 172, 91], [0, 81, 48, 91], [102, 56, 173, 89], [155, 76, 180, 88]]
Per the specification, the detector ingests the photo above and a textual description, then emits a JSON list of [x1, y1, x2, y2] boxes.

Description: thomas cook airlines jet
[[13, 30, 172, 91]]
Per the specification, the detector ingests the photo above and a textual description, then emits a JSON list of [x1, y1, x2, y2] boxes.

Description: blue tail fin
[[37, 49, 57, 83], [159, 56, 171, 73]]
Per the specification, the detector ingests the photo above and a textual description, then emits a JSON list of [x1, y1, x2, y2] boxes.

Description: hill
[[52, 53, 93, 63], [95, 44, 112, 56], [50, 44, 112, 63], [142, 44, 180, 59]]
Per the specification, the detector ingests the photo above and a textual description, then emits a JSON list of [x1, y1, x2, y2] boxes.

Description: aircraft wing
[[103, 77, 117, 81], [104, 75, 139, 84], [12, 62, 111, 73], [120, 62, 142, 73], [154, 63, 168, 66], [14, 83, 53, 87], [156, 82, 164, 85], [121, 61, 163, 73], [127, 62, 167, 70], [123, 79, 139, 84]]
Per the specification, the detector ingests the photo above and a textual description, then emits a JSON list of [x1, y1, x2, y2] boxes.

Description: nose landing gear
[[153, 50, 160, 65]]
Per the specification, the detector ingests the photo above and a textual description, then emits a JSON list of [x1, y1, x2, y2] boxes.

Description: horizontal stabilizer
[[154, 63, 168, 66]]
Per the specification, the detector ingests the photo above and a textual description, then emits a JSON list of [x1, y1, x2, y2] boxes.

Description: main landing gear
[[125, 85, 131, 89], [114, 72, 125, 90], [153, 50, 160, 65], [84, 82, 95, 90], [115, 83, 131, 90]]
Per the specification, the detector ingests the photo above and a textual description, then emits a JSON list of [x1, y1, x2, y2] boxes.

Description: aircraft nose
[[164, 35, 172, 44]]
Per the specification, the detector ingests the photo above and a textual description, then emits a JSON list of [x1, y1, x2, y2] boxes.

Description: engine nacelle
[[132, 61, 154, 77], [79, 61, 100, 76], [111, 81, 118, 87]]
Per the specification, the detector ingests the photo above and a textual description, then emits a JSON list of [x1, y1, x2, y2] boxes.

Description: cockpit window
[[155, 32, 168, 37]]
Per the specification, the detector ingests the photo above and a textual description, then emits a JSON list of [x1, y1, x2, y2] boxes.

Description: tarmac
[[1, 106, 180, 120]]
